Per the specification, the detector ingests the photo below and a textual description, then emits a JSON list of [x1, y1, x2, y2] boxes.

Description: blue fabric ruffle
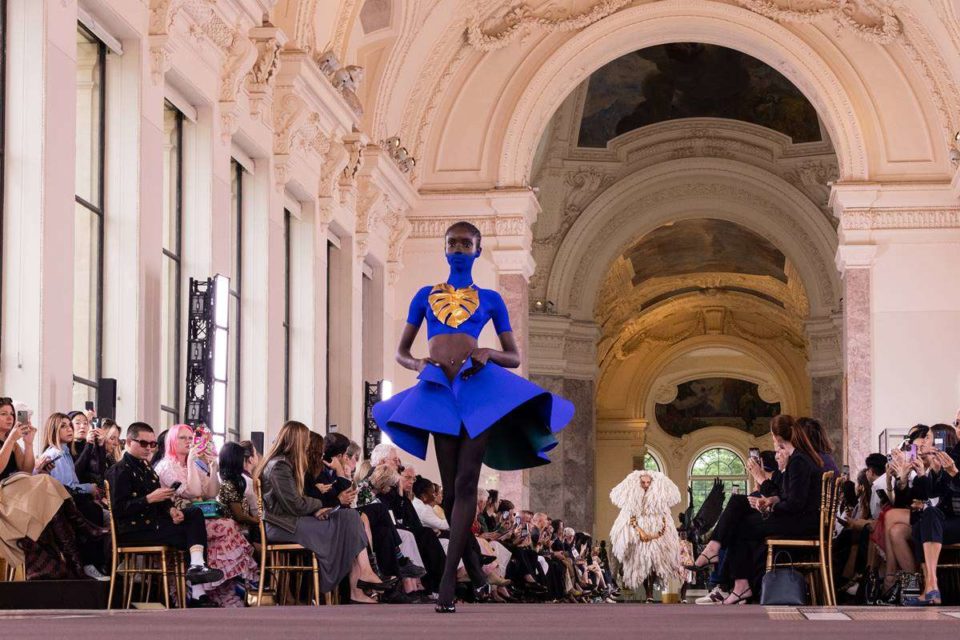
[[372, 360, 574, 471]]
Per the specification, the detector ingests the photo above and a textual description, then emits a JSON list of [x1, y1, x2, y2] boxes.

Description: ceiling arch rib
[[545, 157, 840, 320]]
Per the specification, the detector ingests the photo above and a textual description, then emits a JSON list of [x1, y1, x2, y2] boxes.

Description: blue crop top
[[406, 284, 512, 339]]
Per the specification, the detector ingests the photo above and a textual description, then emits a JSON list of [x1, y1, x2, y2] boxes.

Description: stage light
[[210, 380, 227, 436], [213, 328, 228, 381], [382, 380, 393, 401], [214, 274, 230, 329]]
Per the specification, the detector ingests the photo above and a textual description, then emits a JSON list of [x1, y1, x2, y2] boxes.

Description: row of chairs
[[766, 471, 960, 606], [1, 481, 333, 608]]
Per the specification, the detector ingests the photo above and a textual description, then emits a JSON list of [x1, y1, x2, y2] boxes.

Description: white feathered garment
[[609, 470, 682, 590]]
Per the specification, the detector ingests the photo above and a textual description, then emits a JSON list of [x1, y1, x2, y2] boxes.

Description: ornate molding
[[840, 208, 960, 230], [407, 215, 529, 240], [245, 26, 284, 120], [734, 1, 902, 44], [465, 0, 635, 52], [464, 0, 902, 52]]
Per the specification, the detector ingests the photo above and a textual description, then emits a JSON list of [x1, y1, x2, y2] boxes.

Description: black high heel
[[722, 589, 752, 605], [435, 602, 456, 613], [357, 576, 399, 592], [683, 552, 719, 573]]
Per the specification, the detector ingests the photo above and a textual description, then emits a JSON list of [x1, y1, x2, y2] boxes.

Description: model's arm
[[463, 292, 520, 377], [396, 322, 437, 372]]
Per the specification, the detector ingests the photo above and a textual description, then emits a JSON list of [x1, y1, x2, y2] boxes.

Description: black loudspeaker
[[97, 378, 117, 420], [251, 430, 264, 455]]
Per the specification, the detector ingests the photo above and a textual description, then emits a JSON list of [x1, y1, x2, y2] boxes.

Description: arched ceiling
[[577, 43, 822, 148], [624, 219, 788, 287]]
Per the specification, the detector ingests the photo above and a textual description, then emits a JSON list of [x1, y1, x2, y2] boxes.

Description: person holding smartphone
[[73, 414, 110, 489], [0, 398, 36, 480]]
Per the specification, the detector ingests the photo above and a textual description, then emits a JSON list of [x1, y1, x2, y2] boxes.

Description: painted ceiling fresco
[[578, 43, 822, 147], [624, 219, 788, 286]]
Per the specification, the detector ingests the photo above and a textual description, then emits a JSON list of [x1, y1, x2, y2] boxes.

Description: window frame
[[160, 103, 184, 426], [688, 446, 748, 512], [228, 160, 244, 441], [72, 24, 107, 399], [283, 208, 291, 421]]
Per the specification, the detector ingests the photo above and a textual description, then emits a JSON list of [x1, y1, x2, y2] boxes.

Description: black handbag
[[760, 552, 809, 605]]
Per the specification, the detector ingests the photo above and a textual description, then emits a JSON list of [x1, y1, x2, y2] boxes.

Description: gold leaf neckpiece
[[429, 283, 479, 328]]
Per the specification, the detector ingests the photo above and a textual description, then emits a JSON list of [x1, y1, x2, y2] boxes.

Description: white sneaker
[[694, 586, 728, 605], [83, 564, 110, 582]]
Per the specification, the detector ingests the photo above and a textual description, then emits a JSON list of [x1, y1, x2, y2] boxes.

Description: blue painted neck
[[445, 253, 476, 288]]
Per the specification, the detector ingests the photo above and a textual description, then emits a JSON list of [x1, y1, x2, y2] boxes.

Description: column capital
[[528, 315, 599, 379], [805, 315, 843, 377], [836, 244, 877, 272]]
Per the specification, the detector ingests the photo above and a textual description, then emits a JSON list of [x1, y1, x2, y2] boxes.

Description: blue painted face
[[446, 252, 477, 272]]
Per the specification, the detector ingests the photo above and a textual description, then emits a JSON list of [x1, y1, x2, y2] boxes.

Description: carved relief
[[840, 208, 960, 230], [313, 50, 365, 117]]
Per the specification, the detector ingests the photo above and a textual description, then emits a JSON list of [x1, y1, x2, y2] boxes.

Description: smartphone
[[45, 450, 63, 463], [514, 514, 521, 527], [170, 481, 182, 491], [906, 444, 918, 462], [877, 489, 891, 506], [85, 401, 95, 411], [886, 453, 893, 463], [933, 435, 947, 452], [842, 465, 850, 476], [748, 447, 760, 460], [16, 410, 29, 425]]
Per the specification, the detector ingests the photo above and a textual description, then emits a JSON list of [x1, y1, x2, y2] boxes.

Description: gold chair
[[765, 471, 840, 606], [254, 477, 332, 606], [104, 480, 187, 609]]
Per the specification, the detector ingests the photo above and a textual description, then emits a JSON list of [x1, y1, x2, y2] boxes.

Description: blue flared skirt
[[372, 359, 574, 471]]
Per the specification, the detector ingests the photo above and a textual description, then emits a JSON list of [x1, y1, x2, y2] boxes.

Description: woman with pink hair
[[155, 424, 257, 607]]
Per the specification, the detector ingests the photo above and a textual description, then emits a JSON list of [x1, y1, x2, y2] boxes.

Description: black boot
[[61, 500, 108, 540]]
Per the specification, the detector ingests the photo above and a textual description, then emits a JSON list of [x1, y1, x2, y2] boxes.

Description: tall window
[[325, 239, 339, 433], [228, 160, 244, 441], [634, 451, 662, 473], [283, 209, 291, 420], [0, 0, 7, 336], [689, 447, 747, 513], [73, 26, 106, 409], [160, 104, 184, 428]]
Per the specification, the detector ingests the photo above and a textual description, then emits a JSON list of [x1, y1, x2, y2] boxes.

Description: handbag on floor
[[760, 552, 808, 605]]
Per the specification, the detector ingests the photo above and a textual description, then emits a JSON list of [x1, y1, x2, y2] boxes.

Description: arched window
[[633, 449, 663, 473], [688, 447, 747, 513]]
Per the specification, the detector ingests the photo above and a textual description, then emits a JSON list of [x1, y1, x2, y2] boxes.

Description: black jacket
[[75, 441, 111, 487], [771, 450, 823, 517], [105, 452, 174, 535]]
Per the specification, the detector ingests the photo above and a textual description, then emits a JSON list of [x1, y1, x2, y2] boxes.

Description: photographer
[[73, 415, 110, 488]]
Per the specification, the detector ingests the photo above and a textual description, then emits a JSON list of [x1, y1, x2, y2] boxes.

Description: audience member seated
[[689, 415, 825, 605], [73, 414, 111, 488], [217, 442, 261, 541], [39, 412, 108, 579], [155, 424, 258, 607], [257, 421, 393, 604], [1, 398, 108, 580], [905, 424, 960, 605], [238, 440, 262, 518], [101, 419, 123, 466], [797, 416, 840, 475], [105, 422, 224, 606]]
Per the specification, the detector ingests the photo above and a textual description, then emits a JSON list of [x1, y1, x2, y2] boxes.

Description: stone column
[[833, 183, 960, 466], [528, 315, 599, 532], [1, 1, 79, 417], [805, 316, 844, 462]]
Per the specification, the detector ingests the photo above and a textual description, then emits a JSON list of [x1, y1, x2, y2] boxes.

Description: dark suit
[[105, 452, 207, 550]]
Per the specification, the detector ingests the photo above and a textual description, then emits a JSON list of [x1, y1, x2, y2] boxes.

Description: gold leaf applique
[[428, 283, 479, 329]]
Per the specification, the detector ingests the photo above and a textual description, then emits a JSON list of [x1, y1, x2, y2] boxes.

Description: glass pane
[[692, 448, 745, 476], [160, 255, 179, 410], [227, 293, 240, 439], [230, 163, 242, 290], [644, 453, 660, 472], [160, 409, 176, 432], [73, 202, 100, 381], [75, 28, 102, 206], [162, 105, 181, 253], [72, 382, 96, 417]]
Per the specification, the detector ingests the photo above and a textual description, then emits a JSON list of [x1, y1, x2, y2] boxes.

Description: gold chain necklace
[[628, 514, 669, 543]]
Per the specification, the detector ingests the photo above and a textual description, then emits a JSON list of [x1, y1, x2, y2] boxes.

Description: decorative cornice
[[406, 215, 529, 240], [840, 208, 960, 230], [465, 0, 634, 52], [464, 0, 902, 52]]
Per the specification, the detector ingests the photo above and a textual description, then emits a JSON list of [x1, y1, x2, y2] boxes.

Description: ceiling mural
[[655, 377, 781, 438], [577, 43, 822, 148], [624, 219, 788, 287]]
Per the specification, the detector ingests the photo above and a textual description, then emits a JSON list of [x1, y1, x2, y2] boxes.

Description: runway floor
[[2, 604, 959, 639]]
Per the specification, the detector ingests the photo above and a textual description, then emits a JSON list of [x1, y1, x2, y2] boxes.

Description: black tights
[[435, 427, 490, 605]]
